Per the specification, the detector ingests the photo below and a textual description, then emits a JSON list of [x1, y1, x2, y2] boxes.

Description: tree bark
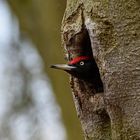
[[62, 0, 140, 140]]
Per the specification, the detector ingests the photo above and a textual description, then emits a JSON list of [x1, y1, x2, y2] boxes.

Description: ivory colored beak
[[50, 64, 76, 71]]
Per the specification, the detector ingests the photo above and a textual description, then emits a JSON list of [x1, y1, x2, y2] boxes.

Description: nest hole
[[83, 29, 104, 93]]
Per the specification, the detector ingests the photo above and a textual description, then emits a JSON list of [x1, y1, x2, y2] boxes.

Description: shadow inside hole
[[80, 28, 104, 93]]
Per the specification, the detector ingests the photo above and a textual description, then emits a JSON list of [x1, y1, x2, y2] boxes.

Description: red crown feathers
[[68, 56, 92, 65]]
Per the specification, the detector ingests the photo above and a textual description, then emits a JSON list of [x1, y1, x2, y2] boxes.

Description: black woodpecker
[[51, 56, 103, 92], [51, 56, 93, 79]]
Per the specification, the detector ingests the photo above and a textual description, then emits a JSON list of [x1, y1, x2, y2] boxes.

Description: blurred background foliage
[[6, 0, 83, 140]]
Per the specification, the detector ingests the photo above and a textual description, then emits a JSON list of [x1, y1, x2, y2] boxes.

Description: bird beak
[[50, 64, 76, 71]]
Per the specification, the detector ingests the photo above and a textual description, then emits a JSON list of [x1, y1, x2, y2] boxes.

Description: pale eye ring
[[80, 61, 84, 66]]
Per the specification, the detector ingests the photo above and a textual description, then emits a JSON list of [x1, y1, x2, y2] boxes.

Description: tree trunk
[[7, 1, 84, 140], [62, 0, 140, 140]]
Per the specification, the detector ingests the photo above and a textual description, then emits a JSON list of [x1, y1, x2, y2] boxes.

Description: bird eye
[[80, 61, 84, 66]]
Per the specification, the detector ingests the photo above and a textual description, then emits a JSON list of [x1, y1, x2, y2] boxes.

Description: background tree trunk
[[7, 0, 83, 140], [62, 0, 140, 140]]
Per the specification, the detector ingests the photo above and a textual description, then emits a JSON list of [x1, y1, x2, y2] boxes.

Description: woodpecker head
[[51, 56, 99, 80]]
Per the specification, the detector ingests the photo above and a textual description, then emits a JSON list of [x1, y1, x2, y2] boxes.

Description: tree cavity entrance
[[81, 28, 104, 93]]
